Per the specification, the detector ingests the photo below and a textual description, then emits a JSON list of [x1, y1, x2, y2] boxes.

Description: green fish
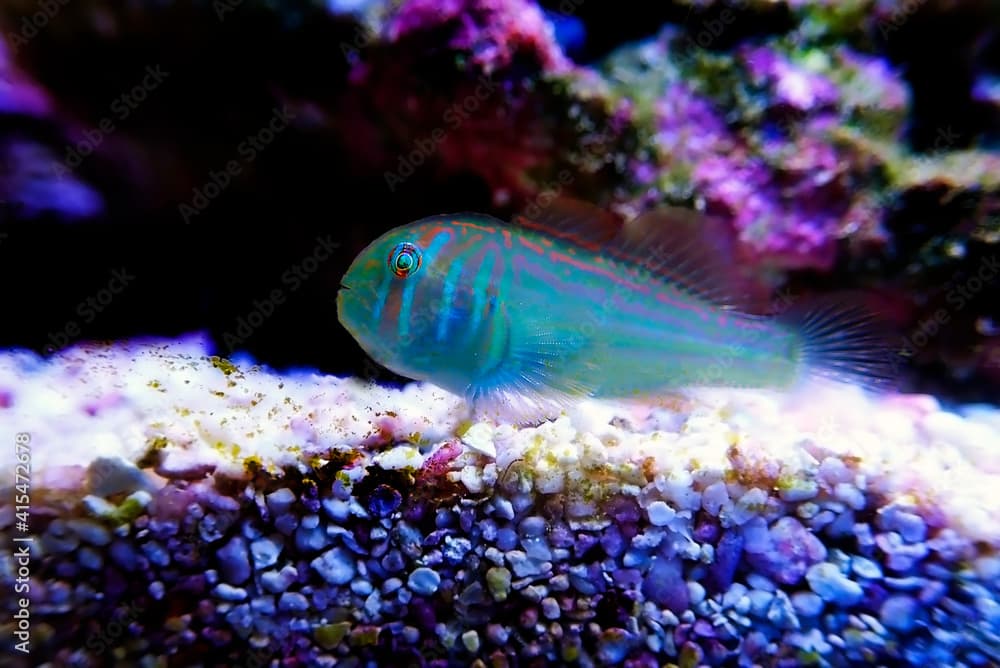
[[337, 200, 892, 422]]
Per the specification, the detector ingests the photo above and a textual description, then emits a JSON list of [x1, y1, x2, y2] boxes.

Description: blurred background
[[0, 0, 997, 404]]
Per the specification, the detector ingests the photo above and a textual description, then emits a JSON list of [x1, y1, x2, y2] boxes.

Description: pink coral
[[387, 0, 570, 74], [340, 0, 580, 204], [419, 439, 462, 479]]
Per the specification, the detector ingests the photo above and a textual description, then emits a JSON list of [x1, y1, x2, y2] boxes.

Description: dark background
[[0, 0, 998, 404]]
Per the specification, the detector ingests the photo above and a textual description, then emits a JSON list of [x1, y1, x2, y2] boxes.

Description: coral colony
[[1, 336, 999, 666]]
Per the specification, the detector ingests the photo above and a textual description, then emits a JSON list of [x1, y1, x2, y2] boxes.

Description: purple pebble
[[612, 568, 642, 588], [410, 597, 437, 632], [607, 496, 641, 524], [496, 527, 518, 551], [549, 523, 575, 548], [642, 556, 689, 614], [746, 517, 827, 585], [217, 536, 251, 584], [367, 484, 402, 518], [574, 532, 599, 558], [601, 525, 626, 558], [707, 531, 743, 593], [694, 518, 720, 544]]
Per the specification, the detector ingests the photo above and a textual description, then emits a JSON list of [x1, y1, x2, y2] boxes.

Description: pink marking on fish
[[518, 236, 547, 255]]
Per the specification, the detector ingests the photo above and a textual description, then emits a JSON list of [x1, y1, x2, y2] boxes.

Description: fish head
[[337, 218, 466, 386]]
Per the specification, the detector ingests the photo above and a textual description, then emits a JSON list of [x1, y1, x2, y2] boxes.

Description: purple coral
[[0, 37, 104, 221], [693, 127, 866, 270], [653, 69, 883, 270], [741, 45, 838, 113], [0, 35, 50, 117], [655, 83, 734, 164]]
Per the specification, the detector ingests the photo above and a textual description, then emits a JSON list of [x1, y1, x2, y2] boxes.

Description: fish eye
[[388, 242, 421, 278]]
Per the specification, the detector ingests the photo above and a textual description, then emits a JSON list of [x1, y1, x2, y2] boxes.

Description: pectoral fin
[[466, 310, 596, 425]]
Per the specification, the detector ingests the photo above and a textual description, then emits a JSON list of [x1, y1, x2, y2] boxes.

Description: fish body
[[338, 204, 890, 422]]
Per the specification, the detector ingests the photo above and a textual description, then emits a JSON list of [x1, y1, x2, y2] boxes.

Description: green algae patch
[[106, 495, 148, 525], [315, 622, 350, 649], [243, 455, 264, 474], [208, 356, 240, 376], [136, 436, 169, 469], [349, 625, 379, 647]]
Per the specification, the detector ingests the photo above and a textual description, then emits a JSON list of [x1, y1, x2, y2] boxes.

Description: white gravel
[[0, 334, 998, 545]]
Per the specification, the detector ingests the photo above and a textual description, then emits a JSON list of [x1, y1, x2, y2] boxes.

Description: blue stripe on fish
[[371, 271, 393, 324], [436, 253, 466, 341], [399, 229, 454, 340], [466, 242, 498, 343], [396, 273, 417, 340]]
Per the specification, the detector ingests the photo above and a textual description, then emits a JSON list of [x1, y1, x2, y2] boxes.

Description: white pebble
[[461, 630, 480, 652], [461, 423, 497, 458], [702, 482, 731, 515], [311, 547, 356, 585], [374, 446, 424, 470], [646, 501, 675, 526], [408, 567, 441, 596]]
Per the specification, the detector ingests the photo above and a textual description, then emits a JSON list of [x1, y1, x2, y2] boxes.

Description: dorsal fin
[[512, 197, 622, 250], [512, 197, 764, 311], [620, 207, 763, 311]]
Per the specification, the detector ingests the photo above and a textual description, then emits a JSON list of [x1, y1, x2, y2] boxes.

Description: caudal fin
[[778, 293, 900, 393]]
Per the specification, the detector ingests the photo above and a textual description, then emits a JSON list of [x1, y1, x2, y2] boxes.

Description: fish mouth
[[339, 283, 351, 291]]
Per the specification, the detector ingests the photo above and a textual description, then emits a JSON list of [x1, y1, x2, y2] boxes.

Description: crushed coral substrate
[[1, 335, 999, 667]]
